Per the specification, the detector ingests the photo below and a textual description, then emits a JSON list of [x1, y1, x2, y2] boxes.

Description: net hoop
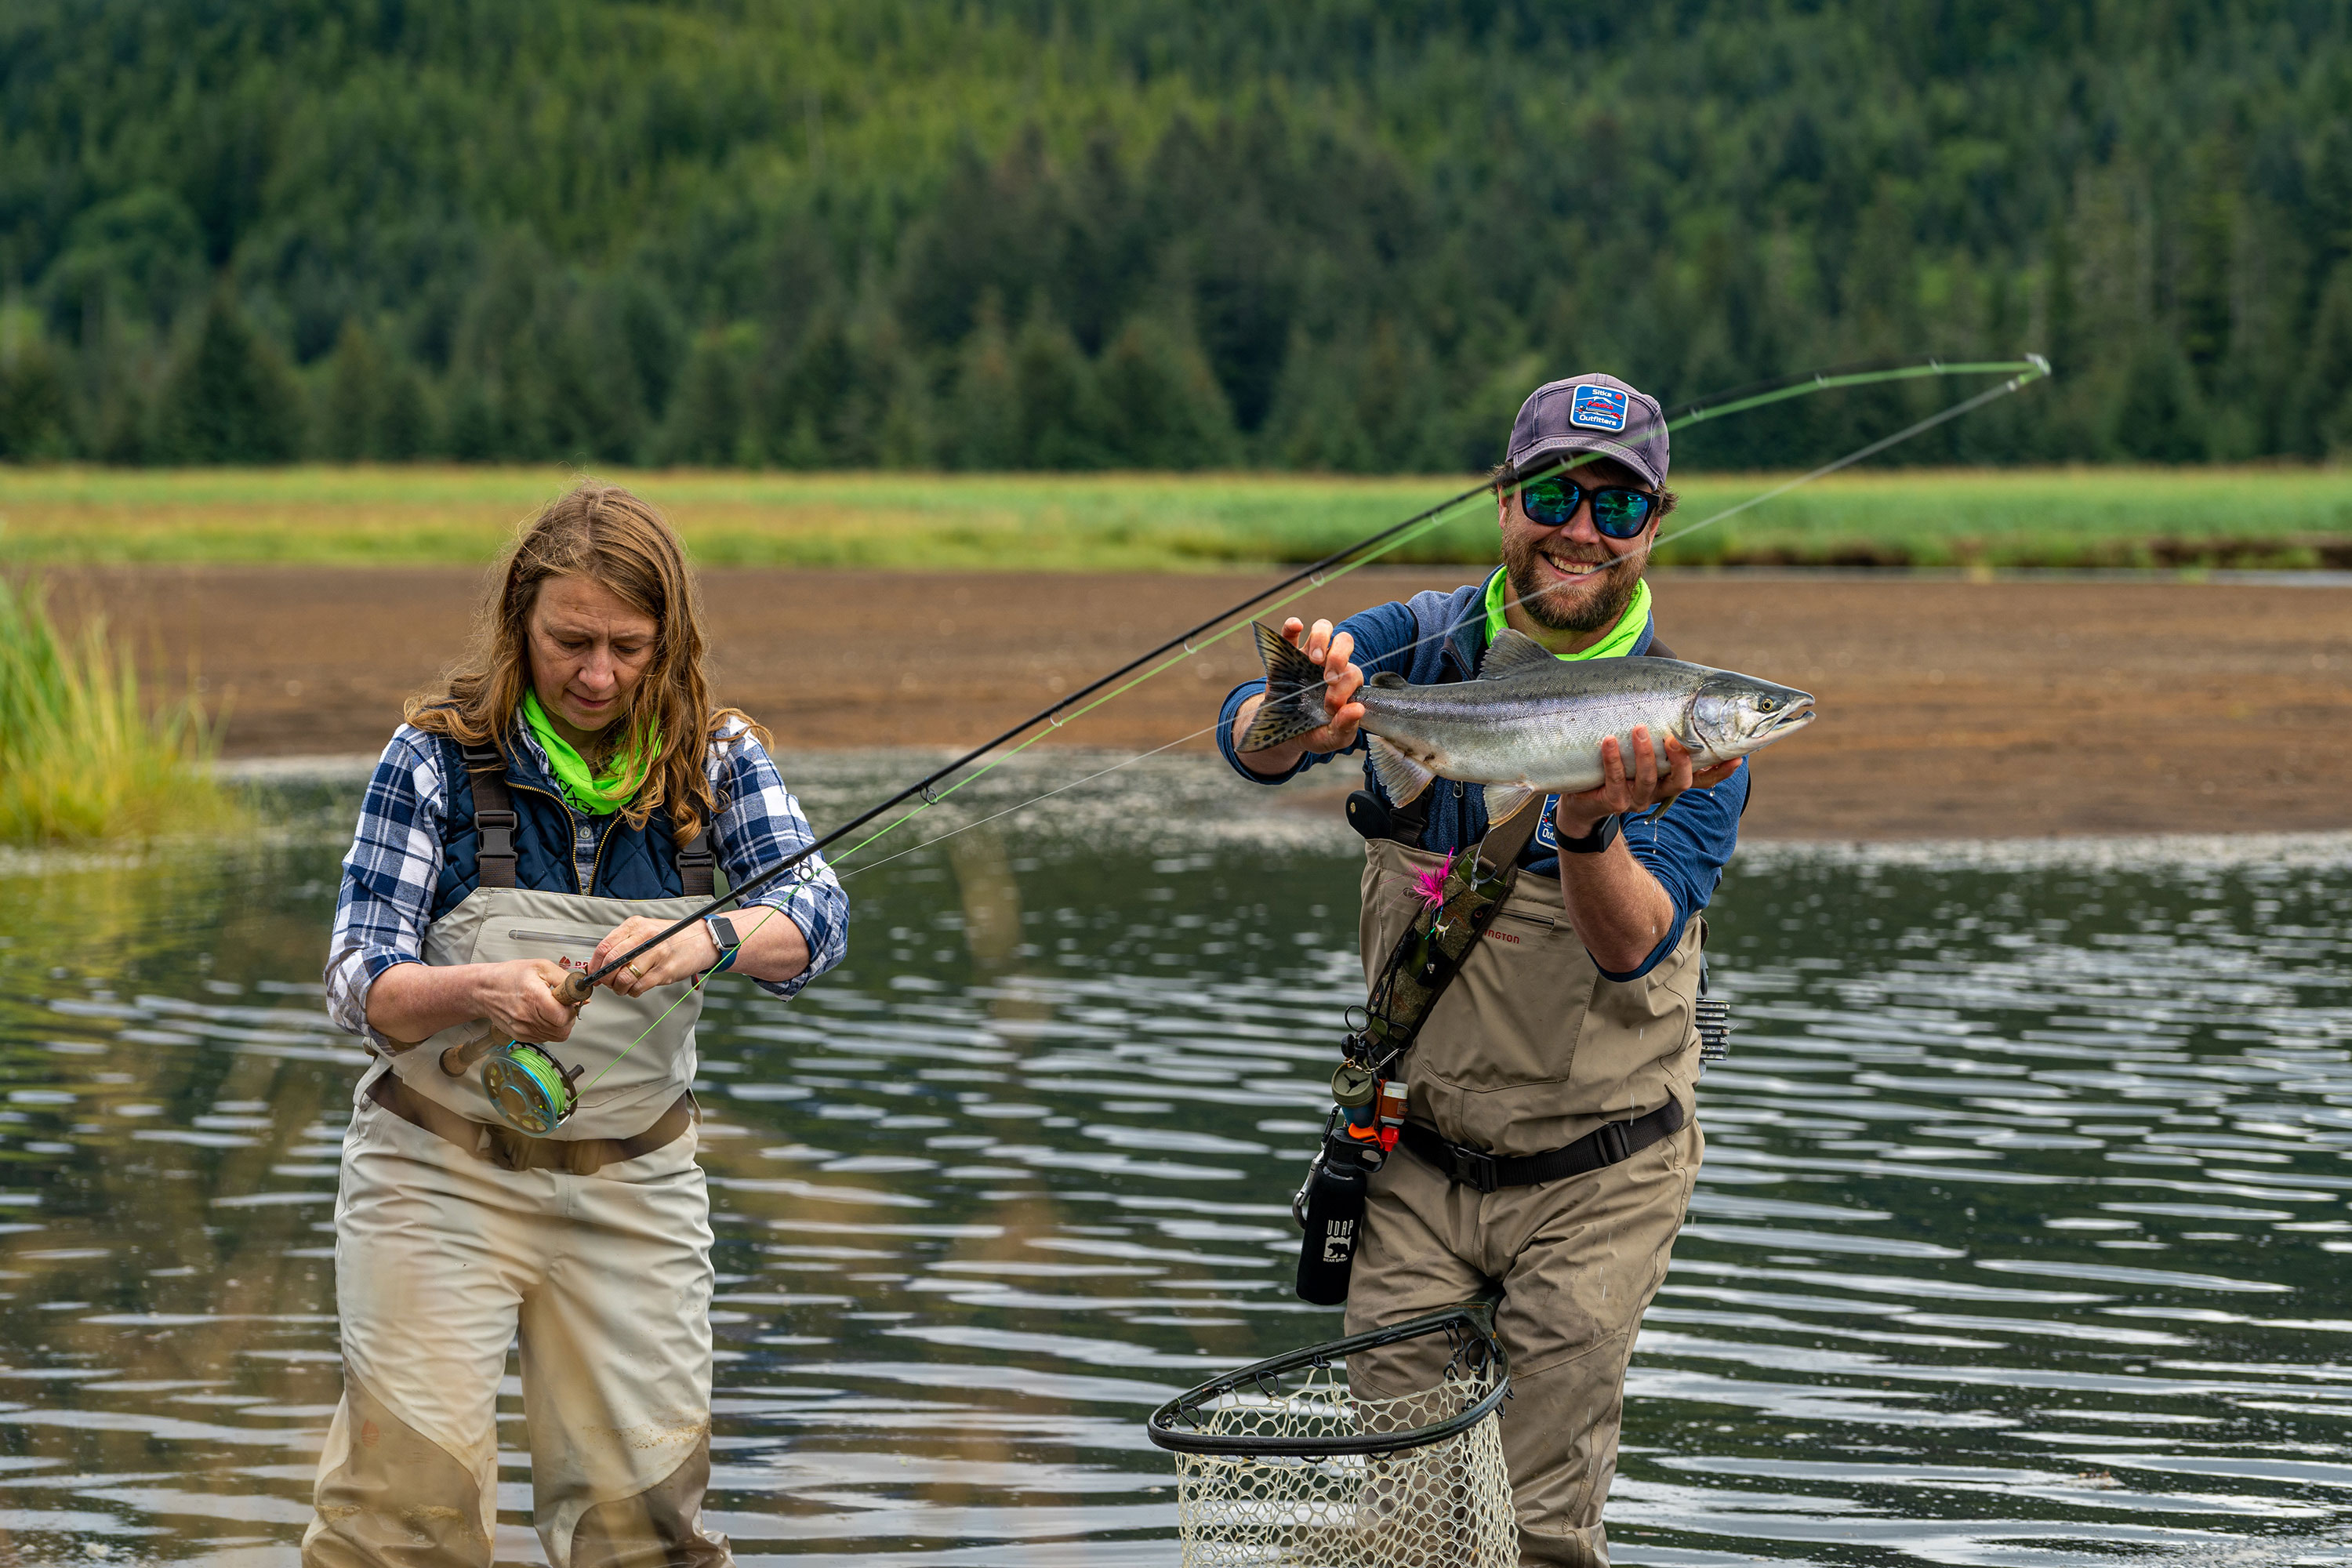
[[1145, 1304, 1508, 1458]]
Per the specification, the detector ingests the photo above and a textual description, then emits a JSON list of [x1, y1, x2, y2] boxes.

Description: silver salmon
[[1241, 622, 1816, 822]]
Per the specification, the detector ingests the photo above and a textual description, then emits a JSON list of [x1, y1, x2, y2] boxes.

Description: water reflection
[[0, 760, 2347, 1564]]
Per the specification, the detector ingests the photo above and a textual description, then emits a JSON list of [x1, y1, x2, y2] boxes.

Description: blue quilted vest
[[427, 731, 703, 920]]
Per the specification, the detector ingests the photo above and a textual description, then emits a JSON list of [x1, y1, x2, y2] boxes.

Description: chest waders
[[368, 747, 718, 1170], [1292, 636, 1712, 1307], [1294, 797, 1546, 1304]]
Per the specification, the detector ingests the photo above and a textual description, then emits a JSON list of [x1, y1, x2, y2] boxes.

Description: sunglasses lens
[[1591, 489, 1654, 538], [1521, 481, 1581, 527]]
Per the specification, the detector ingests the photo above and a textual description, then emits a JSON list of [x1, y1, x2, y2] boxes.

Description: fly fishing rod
[[444, 354, 2052, 1115], [575, 353, 2051, 992]]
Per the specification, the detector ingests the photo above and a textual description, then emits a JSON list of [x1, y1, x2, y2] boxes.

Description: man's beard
[[1501, 537, 1646, 633]]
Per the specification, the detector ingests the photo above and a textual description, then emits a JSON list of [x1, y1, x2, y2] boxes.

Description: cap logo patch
[[1569, 386, 1629, 433]]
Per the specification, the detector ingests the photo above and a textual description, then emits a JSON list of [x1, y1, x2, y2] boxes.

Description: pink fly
[[1413, 850, 1457, 914]]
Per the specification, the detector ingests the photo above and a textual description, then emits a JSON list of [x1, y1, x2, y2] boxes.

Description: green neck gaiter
[[1483, 568, 1652, 662], [519, 690, 661, 817]]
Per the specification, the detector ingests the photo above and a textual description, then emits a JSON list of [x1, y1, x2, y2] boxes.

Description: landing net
[[1146, 1305, 1513, 1568]]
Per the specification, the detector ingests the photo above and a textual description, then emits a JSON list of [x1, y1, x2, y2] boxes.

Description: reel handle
[[437, 971, 597, 1077]]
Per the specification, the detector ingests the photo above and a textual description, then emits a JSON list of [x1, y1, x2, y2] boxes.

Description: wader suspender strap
[[463, 745, 520, 891], [676, 829, 714, 898], [462, 742, 713, 895], [1356, 800, 1547, 1073]]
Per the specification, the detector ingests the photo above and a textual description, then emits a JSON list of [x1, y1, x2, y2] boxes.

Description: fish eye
[[1757, 697, 1779, 712]]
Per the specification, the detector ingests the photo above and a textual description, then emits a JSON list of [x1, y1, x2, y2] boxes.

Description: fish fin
[[1367, 671, 1407, 689], [1240, 622, 1330, 751], [1478, 628, 1557, 681], [1483, 784, 1537, 825], [1367, 738, 1436, 806], [1646, 789, 1683, 822]]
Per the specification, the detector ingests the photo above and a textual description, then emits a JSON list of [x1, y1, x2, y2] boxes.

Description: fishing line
[[834, 728, 1212, 884], [574, 731, 1218, 1094], [794, 358, 2058, 866], [556, 355, 2051, 1100], [1646, 358, 2050, 557], [577, 353, 2046, 996], [787, 355, 2054, 889]]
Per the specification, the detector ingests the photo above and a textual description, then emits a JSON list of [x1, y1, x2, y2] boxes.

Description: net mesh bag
[[1146, 1305, 1514, 1568]]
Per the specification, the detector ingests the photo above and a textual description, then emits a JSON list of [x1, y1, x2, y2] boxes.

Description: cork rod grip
[[437, 971, 596, 1076]]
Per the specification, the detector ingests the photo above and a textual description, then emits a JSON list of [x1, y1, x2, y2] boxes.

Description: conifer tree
[[948, 296, 1020, 470], [662, 326, 753, 466], [1012, 302, 1109, 470], [0, 332, 74, 459], [158, 290, 301, 463], [323, 318, 386, 460], [1096, 314, 1239, 469]]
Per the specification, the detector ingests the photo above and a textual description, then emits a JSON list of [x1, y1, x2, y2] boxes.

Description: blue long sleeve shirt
[[1216, 573, 1745, 981]]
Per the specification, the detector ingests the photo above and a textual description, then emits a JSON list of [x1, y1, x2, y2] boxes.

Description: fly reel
[[480, 1042, 583, 1136], [437, 969, 597, 1138]]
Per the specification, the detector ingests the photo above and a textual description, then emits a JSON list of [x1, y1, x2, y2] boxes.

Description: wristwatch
[[704, 914, 741, 971], [1556, 812, 1622, 855]]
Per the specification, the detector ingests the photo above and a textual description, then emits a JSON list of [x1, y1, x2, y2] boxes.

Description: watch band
[[704, 914, 740, 971], [1556, 811, 1622, 855]]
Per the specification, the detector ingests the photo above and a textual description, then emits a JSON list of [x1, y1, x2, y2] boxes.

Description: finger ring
[[628, 964, 644, 978]]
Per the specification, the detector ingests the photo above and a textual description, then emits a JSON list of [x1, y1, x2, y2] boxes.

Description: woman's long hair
[[407, 481, 767, 840]]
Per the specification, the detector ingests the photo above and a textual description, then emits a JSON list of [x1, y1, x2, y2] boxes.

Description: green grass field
[[3, 465, 2350, 572]]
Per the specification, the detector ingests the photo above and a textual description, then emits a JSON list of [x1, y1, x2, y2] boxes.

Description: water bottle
[[1294, 1123, 1374, 1305], [1294, 1065, 1381, 1305]]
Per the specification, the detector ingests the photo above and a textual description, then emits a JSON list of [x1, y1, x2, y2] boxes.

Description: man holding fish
[[1219, 373, 1813, 1566]]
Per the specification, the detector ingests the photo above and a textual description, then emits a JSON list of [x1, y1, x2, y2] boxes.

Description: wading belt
[[368, 1069, 696, 1175], [1398, 1098, 1686, 1193], [462, 743, 713, 895]]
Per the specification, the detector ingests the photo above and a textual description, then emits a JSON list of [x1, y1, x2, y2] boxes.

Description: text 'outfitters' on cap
[[1505, 372, 1668, 490]]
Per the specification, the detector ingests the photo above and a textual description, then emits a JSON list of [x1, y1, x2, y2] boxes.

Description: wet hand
[[477, 959, 586, 1045], [1279, 616, 1367, 753], [1555, 728, 1743, 840], [593, 916, 723, 998]]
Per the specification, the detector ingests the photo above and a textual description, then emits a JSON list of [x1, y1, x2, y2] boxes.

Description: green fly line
[[576, 354, 2053, 1090], [827, 354, 2056, 886]]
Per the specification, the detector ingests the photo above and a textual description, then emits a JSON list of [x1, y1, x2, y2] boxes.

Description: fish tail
[[1240, 622, 1330, 752]]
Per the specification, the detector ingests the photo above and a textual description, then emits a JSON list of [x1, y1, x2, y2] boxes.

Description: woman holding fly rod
[[311, 481, 847, 1566]]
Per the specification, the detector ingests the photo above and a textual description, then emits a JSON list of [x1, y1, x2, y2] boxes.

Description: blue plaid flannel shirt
[[325, 716, 848, 1048]]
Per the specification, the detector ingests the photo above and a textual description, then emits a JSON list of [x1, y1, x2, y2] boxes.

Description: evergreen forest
[[3, 0, 2350, 473]]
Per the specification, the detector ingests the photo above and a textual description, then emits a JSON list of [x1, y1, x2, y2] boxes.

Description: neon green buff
[[1483, 568, 1652, 662], [519, 691, 661, 816]]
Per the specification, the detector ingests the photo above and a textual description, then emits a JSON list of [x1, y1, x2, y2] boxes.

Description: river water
[[0, 754, 2348, 1566]]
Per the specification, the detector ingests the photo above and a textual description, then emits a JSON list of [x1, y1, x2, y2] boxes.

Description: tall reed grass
[[0, 574, 238, 842]]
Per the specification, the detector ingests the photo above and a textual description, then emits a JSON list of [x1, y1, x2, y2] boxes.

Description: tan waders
[[304, 884, 730, 1567], [1344, 836, 1704, 1568]]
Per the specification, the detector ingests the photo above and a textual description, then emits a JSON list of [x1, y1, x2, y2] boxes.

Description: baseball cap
[[1504, 373, 1669, 490]]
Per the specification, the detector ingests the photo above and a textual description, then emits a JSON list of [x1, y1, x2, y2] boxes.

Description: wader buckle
[[475, 808, 519, 880], [1446, 1143, 1500, 1194], [1593, 1120, 1631, 1165]]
